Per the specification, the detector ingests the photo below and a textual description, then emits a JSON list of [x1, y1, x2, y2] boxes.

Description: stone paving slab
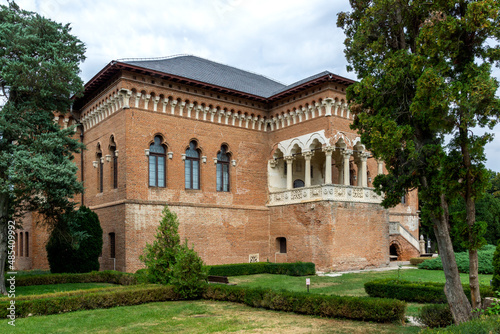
[[317, 261, 417, 277]]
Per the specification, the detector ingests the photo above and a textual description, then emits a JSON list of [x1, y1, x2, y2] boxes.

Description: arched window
[[185, 141, 200, 189], [216, 145, 230, 192], [293, 179, 305, 188], [149, 136, 166, 187], [97, 144, 103, 193], [25, 231, 29, 257], [110, 136, 118, 189]]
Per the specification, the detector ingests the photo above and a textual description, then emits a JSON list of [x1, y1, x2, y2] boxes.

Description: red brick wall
[[270, 201, 390, 271]]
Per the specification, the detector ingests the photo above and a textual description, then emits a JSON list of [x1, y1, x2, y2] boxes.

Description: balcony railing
[[389, 222, 419, 250], [267, 184, 383, 206]]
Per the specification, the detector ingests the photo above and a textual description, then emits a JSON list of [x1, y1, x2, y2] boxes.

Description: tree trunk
[[466, 194, 481, 309], [460, 125, 481, 310], [433, 194, 472, 323], [0, 193, 9, 295], [469, 249, 481, 309]]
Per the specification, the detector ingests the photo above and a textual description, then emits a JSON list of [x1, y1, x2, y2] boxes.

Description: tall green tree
[[338, 0, 500, 323], [0, 1, 85, 294], [46, 206, 103, 274]]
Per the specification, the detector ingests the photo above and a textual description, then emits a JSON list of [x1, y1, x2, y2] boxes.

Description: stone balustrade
[[389, 222, 419, 250], [267, 184, 383, 206]]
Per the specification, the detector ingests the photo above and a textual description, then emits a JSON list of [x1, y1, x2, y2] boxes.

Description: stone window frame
[[148, 135, 167, 188], [216, 144, 231, 192], [276, 237, 287, 254], [109, 136, 118, 189], [109, 232, 116, 259], [185, 140, 201, 190], [96, 143, 104, 193]]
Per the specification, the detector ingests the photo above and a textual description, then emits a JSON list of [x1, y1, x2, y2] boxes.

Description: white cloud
[[2, 0, 499, 171]]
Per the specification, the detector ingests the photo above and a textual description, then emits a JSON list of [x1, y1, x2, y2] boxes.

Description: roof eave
[[267, 73, 356, 102]]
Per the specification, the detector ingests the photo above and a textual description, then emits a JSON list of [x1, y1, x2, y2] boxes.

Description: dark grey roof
[[270, 71, 332, 96], [121, 55, 287, 98]]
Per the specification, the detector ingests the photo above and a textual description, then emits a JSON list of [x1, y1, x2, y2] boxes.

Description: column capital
[[341, 149, 353, 158], [322, 146, 335, 154], [302, 151, 314, 159], [284, 155, 295, 162], [358, 152, 370, 162]]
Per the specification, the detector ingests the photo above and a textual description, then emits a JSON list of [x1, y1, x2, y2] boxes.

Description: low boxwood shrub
[[11, 270, 137, 287], [364, 279, 494, 304], [0, 285, 178, 318], [417, 304, 453, 328], [206, 262, 315, 276], [420, 315, 500, 333], [419, 245, 495, 274], [203, 284, 406, 323]]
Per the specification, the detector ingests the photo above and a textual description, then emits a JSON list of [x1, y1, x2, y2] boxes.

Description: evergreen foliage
[[171, 241, 208, 299], [140, 206, 206, 297], [492, 242, 500, 291], [0, 1, 85, 293], [140, 206, 180, 285], [46, 206, 103, 273], [418, 245, 495, 274], [206, 262, 315, 276], [337, 0, 500, 321], [417, 304, 454, 329], [364, 279, 494, 304]]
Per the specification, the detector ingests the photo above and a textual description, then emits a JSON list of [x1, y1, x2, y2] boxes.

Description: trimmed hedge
[[8, 270, 137, 287], [206, 262, 315, 276], [203, 284, 406, 323], [1, 280, 405, 323], [409, 257, 432, 266], [364, 279, 494, 304], [420, 315, 500, 333], [417, 304, 453, 328], [0, 285, 178, 318]]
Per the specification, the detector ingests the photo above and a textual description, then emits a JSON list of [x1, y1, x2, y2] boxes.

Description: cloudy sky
[[3, 0, 500, 172]]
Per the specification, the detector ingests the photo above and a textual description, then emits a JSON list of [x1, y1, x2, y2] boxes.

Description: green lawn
[[0, 268, 490, 333], [1, 300, 420, 334], [229, 268, 493, 318], [229, 268, 492, 297]]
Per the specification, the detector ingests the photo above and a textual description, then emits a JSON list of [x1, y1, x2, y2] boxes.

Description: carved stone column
[[161, 98, 168, 113], [315, 102, 322, 117], [284, 156, 295, 190], [377, 159, 384, 175], [170, 100, 177, 115], [179, 101, 186, 116], [342, 149, 352, 185], [186, 103, 193, 118], [303, 151, 313, 187], [134, 92, 141, 108], [144, 94, 151, 110], [323, 98, 334, 116], [356, 153, 369, 187], [119, 89, 132, 109], [323, 146, 335, 184], [152, 96, 160, 112]]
